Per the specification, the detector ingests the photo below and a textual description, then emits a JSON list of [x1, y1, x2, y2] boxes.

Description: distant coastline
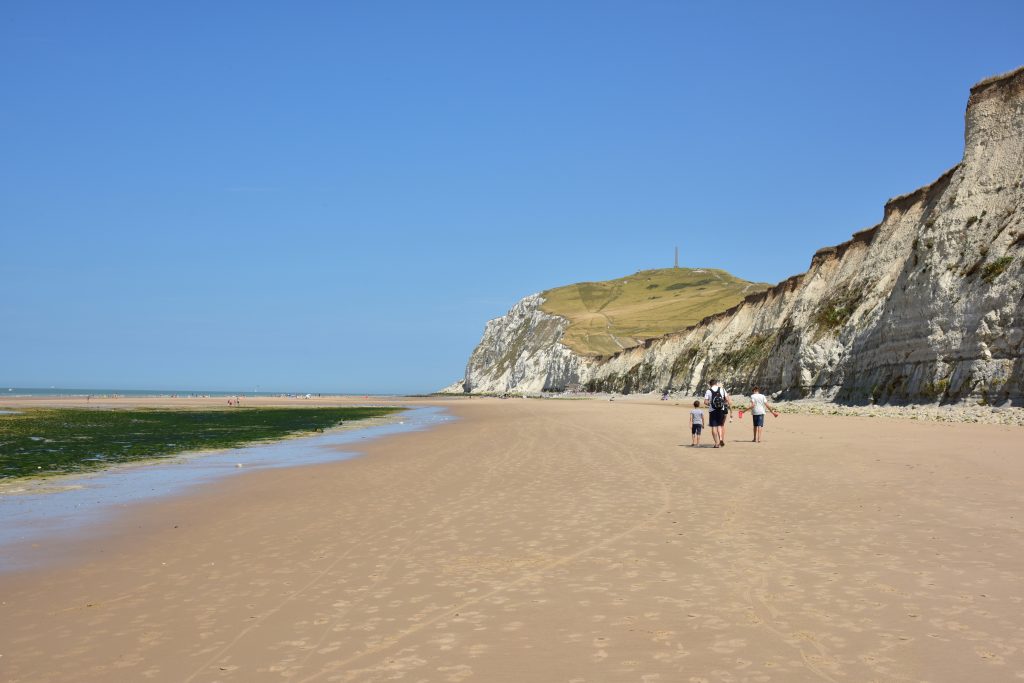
[[1, 387, 390, 399]]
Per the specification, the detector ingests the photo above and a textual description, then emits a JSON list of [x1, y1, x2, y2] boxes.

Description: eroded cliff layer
[[453, 67, 1024, 403]]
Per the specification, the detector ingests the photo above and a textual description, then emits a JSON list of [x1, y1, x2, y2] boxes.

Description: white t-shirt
[[704, 385, 729, 410], [690, 408, 704, 425], [750, 392, 767, 416]]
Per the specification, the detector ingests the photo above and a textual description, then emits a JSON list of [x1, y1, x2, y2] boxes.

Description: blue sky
[[3, 1, 1022, 393]]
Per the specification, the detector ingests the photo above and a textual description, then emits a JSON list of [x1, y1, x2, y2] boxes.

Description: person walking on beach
[[704, 379, 731, 448], [689, 400, 705, 447], [743, 385, 779, 443]]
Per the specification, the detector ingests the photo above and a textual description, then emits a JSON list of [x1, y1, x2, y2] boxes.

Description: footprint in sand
[[437, 663, 473, 681], [710, 637, 746, 654], [431, 633, 457, 651]]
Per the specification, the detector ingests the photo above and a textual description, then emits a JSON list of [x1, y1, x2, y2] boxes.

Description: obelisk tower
[[674, 246, 679, 268]]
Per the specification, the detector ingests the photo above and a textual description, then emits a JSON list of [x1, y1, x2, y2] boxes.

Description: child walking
[[743, 385, 778, 443], [689, 400, 705, 447]]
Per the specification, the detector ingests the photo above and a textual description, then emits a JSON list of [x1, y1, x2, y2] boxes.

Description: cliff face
[[458, 294, 584, 394], [453, 67, 1024, 404]]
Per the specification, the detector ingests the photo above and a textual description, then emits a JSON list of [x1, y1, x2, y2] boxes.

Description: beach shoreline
[[0, 402, 455, 574], [2, 398, 1022, 681], [0, 406, 414, 497]]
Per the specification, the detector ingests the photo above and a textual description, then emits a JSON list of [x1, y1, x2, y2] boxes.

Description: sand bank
[[2, 398, 1022, 681]]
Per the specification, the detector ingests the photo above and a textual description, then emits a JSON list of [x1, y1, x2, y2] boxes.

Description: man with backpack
[[704, 379, 731, 448]]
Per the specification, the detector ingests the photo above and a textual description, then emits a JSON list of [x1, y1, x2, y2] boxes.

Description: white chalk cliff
[[450, 67, 1024, 404], [450, 294, 583, 394]]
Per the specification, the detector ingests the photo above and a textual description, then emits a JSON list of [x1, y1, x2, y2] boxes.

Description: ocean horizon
[[1, 387, 394, 398]]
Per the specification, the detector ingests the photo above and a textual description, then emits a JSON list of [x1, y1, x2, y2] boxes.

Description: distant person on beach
[[704, 379, 731, 448], [689, 400, 705, 447], [742, 386, 779, 443]]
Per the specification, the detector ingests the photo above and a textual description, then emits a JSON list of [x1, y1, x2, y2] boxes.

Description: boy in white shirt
[[689, 400, 705, 447], [743, 385, 778, 443]]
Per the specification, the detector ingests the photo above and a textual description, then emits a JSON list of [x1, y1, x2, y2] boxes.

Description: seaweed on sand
[[0, 406, 402, 479]]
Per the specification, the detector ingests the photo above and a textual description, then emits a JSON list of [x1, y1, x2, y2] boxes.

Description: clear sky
[[3, 1, 1022, 394]]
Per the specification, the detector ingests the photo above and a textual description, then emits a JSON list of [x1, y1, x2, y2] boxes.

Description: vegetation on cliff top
[[540, 268, 771, 356]]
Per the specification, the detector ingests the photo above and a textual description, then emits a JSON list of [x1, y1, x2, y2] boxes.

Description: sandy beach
[[2, 397, 1023, 682]]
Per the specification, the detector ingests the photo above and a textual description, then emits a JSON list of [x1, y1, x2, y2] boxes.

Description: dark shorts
[[708, 410, 726, 427], [691, 424, 702, 435], [753, 414, 765, 427]]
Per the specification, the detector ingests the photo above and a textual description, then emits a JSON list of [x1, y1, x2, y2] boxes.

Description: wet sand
[[2, 398, 1023, 681]]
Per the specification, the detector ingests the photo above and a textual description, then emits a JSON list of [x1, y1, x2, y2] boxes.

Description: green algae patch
[[0, 407, 402, 480]]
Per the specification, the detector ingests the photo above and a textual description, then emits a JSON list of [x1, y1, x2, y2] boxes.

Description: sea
[[2, 387, 369, 398]]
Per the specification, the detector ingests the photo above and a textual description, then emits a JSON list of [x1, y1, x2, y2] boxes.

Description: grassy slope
[[540, 268, 771, 356]]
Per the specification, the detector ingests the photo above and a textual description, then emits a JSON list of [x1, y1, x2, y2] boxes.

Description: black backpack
[[710, 387, 726, 411]]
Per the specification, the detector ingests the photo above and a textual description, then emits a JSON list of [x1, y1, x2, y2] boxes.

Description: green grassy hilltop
[[540, 268, 771, 356]]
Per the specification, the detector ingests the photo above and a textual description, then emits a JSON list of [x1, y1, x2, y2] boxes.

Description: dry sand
[[1, 397, 1023, 682]]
